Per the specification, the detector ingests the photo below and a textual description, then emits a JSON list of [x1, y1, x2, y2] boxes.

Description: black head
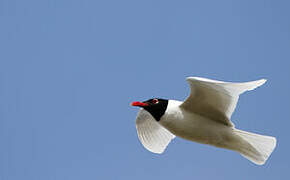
[[131, 98, 168, 121]]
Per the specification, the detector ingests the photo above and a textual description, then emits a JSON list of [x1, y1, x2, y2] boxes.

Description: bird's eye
[[152, 99, 159, 104]]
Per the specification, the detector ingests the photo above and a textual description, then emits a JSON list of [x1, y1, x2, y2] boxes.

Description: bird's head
[[131, 98, 168, 121]]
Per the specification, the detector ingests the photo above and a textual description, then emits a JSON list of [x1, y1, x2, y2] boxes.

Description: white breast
[[159, 100, 228, 145]]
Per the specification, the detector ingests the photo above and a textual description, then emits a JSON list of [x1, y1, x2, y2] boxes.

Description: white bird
[[131, 77, 276, 165]]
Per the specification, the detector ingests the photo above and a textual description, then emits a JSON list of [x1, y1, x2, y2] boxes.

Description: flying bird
[[131, 77, 276, 165]]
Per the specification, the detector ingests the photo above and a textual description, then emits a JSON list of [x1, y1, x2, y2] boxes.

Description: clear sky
[[0, 0, 290, 179]]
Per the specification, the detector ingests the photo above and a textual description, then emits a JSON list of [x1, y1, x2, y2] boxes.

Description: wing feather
[[180, 77, 266, 126], [135, 109, 175, 154]]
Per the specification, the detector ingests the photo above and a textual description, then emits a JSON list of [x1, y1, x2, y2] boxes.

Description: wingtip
[[149, 149, 165, 154], [261, 78, 267, 84], [256, 78, 267, 87]]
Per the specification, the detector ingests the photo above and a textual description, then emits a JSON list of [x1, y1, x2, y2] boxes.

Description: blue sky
[[0, 0, 290, 179]]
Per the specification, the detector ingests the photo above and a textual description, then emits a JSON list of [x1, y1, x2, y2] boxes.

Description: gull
[[131, 77, 276, 165]]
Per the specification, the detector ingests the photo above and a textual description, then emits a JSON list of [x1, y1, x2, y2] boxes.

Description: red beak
[[131, 101, 149, 107]]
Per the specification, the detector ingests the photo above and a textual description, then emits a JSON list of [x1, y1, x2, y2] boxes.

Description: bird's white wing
[[135, 109, 175, 154], [180, 77, 266, 126]]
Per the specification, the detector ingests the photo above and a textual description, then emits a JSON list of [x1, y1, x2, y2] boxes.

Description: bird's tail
[[233, 129, 276, 165]]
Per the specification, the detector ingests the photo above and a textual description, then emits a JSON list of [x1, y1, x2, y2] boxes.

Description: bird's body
[[160, 99, 258, 155], [132, 77, 276, 165], [161, 100, 231, 146]]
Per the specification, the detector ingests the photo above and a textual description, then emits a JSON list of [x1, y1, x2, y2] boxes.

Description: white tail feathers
[[234, 129, 276, 165]]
